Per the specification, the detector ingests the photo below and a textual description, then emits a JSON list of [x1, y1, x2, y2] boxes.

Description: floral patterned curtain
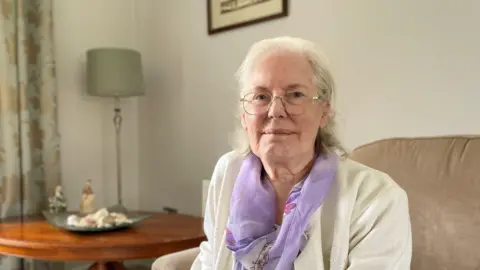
[[0, 0, 60, 269]]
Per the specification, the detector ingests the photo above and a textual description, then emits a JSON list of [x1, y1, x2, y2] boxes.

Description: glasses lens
[[243, 92, 271, 115], [284, 92, 311, 115], [241, 92, 311, 115]]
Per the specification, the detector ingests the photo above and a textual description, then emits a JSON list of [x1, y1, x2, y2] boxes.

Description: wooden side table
[[0, 212, 206, 269]]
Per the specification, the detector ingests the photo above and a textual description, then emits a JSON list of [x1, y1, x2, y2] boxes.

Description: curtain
[[0, 0, 60, 269]]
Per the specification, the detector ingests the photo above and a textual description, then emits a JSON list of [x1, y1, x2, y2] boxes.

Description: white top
[[191, 151, 412, 270]]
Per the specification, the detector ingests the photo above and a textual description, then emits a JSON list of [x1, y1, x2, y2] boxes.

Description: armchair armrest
[[152, 247, 200, 270]]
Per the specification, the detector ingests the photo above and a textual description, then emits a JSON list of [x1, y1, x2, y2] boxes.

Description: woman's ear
[[319, 102, 332, 128], [241, 112, 248, 131]]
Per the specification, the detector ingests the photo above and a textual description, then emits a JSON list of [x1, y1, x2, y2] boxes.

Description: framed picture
[[207, 0, 288, 35]]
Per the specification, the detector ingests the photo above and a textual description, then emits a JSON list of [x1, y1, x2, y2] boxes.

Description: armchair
[[152, 136, 480, 269]]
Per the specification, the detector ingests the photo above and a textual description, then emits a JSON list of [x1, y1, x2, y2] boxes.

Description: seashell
[[93, 208, 109, 219], [67, 215, 80, 227], [69, 208, 132, 228]]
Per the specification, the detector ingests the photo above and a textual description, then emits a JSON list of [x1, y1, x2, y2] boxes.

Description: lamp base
[[113, 98, 123, 207]]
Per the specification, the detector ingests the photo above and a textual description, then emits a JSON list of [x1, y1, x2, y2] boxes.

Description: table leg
[[88, 261, 126, 270]]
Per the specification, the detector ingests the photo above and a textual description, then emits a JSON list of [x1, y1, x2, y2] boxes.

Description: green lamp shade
[[86, 48, 145, 97]]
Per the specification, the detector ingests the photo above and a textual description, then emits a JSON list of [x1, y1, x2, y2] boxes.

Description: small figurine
[[80, 179, 96, 214], [48, 185, 67, 213]]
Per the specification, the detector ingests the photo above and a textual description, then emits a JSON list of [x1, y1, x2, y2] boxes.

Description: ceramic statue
[[80, 179, 96, 214], [48, 185, 67, 213]]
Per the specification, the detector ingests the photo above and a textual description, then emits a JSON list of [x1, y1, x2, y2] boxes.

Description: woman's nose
[[267, 96, 287, 118]]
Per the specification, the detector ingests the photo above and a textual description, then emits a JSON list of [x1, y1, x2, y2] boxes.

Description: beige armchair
[[152, 247, 199, 270], [152, 135, 480, 270]]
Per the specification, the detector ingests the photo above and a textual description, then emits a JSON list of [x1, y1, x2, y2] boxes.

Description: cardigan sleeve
[[346, 175, 412, 270], [190, 182, 215, 270], [191, 154, 229, 270]]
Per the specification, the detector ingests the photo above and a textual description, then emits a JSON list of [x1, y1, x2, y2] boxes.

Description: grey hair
[[229, 36, 346, 157]]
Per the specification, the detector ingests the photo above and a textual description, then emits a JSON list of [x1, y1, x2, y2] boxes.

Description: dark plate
[[42, 204, 151, 233]]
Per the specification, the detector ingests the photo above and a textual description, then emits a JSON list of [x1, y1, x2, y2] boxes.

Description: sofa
[[152, 135, 480, 270]]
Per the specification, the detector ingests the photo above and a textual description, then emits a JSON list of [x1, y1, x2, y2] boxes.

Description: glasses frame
[[239, 92, 321, 115]]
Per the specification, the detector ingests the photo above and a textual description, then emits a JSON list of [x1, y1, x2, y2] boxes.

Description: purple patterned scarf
[[226, 152, 338, 270]]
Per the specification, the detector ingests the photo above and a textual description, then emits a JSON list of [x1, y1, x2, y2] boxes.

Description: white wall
[[55, 0, 141, 211], [55, 1, 149, 268], [135, 1, 187, 215], [53, 0, 480, 217], [137, 0, 480, 216]]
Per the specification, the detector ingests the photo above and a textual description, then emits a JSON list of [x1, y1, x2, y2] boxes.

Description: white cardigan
[[191, 151, 412, 270]]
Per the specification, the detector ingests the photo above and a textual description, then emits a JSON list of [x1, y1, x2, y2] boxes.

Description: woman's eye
[[290, 91, 305, 98], [254, 94, 269, 100]]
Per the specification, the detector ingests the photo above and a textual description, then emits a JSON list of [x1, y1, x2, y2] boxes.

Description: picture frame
[[207, 0, 288, 35]]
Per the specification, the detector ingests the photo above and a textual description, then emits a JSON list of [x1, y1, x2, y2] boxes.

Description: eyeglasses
[[240, 91, 320, 115]]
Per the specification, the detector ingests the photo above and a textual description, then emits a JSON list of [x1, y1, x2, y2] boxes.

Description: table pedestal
[[88, 261, 125, 270]]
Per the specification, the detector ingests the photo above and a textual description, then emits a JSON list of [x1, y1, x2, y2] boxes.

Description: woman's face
[[241, 51, 330, 162]]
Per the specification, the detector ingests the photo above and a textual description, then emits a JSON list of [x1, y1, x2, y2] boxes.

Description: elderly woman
[[191, 37, 411, 270]]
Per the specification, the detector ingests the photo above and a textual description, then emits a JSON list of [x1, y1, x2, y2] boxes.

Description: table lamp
[[86, 47, 145, 206]]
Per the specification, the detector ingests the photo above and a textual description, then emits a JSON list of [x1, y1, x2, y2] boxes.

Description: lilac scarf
[[226, 152, 338, 270]]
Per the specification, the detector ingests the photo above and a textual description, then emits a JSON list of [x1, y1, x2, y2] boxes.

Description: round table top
[[0, 212, 206, 261]]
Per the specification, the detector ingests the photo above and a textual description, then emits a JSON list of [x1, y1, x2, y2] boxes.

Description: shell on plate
[[66, 208, 132, 228]]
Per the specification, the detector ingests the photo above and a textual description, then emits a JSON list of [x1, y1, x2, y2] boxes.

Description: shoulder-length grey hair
[[229, 36, 346, 157]]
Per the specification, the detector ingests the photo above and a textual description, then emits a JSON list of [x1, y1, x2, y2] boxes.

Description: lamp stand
[[113, 97, 123, 206]]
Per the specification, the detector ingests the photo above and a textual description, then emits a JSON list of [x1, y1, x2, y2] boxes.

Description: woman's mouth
[[263, 129, 294, 135]]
